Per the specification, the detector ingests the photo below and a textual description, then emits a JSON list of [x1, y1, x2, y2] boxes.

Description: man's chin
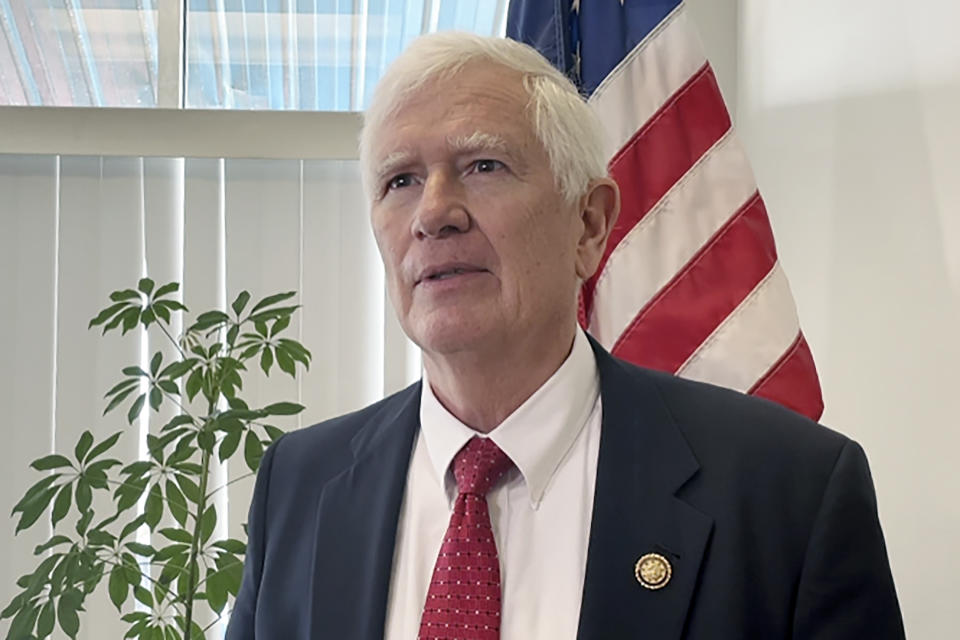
[[410, 319, 499, 358]]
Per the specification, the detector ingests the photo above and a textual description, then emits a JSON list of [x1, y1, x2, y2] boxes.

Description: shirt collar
[[419, 327, 600, 509]]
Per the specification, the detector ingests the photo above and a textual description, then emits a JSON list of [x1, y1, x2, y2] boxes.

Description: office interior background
[[1, 0, 958, 637]]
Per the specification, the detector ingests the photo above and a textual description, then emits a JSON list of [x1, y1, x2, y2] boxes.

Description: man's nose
[[411, 172, 470, 239]]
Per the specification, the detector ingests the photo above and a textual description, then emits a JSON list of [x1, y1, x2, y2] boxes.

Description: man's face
[[368, 63, 584, 359]]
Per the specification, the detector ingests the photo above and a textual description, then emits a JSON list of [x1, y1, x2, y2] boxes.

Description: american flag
[[507, 0, 824, 420]]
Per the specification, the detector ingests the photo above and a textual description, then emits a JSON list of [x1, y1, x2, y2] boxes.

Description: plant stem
[[156, 317, 188, 361], [182, 400, 216, 639], [203, 472, 255, 501]]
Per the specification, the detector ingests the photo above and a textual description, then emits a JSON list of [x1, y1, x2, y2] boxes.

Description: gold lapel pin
[[635, 552, 672, 590]]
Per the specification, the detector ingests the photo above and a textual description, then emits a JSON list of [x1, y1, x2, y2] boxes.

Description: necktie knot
[[453, 437, 513, 496]]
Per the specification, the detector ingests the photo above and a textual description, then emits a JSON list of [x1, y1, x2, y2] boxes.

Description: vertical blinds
[[0, 154, 420, 636]]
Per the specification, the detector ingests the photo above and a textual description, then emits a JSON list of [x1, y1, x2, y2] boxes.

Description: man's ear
[[575, 178, 620, 281]]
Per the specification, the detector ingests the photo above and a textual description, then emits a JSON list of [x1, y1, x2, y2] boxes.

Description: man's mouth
[[416, 264, 487, 284], [427, 268, 473, 281]]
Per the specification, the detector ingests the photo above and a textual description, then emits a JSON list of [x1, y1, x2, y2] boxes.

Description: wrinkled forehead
[[377, 131, 507, 168], [362, 61, 541, 191]]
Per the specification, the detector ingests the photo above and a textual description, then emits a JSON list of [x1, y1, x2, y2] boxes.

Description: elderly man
[[226, 33, 904, 640]]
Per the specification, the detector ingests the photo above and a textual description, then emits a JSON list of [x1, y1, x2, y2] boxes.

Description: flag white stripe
[[588, 129, 757, 348], [677, 262, 800, 392], [589, 4, 707, 161]]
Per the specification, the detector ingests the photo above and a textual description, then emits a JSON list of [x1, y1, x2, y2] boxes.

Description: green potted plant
[[3, 279, 311, 639]]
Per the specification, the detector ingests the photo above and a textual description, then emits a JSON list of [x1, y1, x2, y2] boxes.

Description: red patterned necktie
[[418, 437, 514, 640]]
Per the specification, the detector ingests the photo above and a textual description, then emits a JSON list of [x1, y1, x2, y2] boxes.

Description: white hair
[[359, 31, 609, 203]]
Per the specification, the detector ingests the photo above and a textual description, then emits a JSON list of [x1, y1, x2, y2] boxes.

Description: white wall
[[735, 1, 960, 636]]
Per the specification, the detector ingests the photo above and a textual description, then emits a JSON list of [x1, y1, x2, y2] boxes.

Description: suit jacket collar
[[576, 336, 713, 640], [309, 337, 713, 640], [309, 384, 421, 640]]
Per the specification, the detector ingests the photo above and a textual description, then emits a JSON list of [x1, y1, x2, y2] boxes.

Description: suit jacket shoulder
[[270, 381, 422, 487], [586, 353, 903, 639]]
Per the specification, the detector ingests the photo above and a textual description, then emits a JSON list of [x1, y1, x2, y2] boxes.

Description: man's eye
[[387, 173, 415, 191], [471, 159, 504, 174]]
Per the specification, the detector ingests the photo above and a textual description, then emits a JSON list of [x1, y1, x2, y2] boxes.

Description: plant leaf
[[160, 414, 194, 432], [211, 538, 246, 554], [37, 599, 55, 637], [144, 483, 163, 530], [231, 291, 251, 316], [108, 565, 128, 610], [149, 387, 163, 412], [152, 302, 171, 323], [31, 454, 73, 471], [158, 528, 192, 544], [275, 346, 296, 376], [226, 323, 240, 347], [120, 514, 147, 541], [159, 358, 198, 380], [85, 432, 122, 463], [1, 592, 25, 620], [247, 305, 299, 325], [250, 291, 296, 314], [16, 486, 58, 533], [259, 346, 273, 376], [199, 505, 217, 543], [75, 510, 93, 536], [109, 288, 141, 303], [74, 431, 94, 463], [104, 377, 140, 398], [127, 393, 146, 425], [154, 543, 189, 563], [138, 277, 155, 296], [165, 480, 188, 527], [89, 301, 129, 329], [133, 585, 153, 608], [185, 369, 203, 401], [75, 479, 92, 513], [157, 380, 180, 396], [121, 552, 141, 584], [192, 310, 230, 327], [126, 542, 156, 557], [277, 338, 312, 365], [174, 474, 201, 504], [244, 431, 264, 472], [262, 424, 285, 442], [103, 386, 137, 415], [56, 590, 80, 638], [270, 314, 291, 337], [206, 566, 228, 614], [84, 467, 109, 489], [34, 535, 72, 555], [154, 281, 179, 298], [51, 483, 73, 528], [218, 430, 241, 462], [121, 460, 153, 477], [121, 307, 140, 335], [9, 603, 40, 640], [156, 298, 188, 312], [262, 401, 305, 416], [12, 474, 61, 513], [150, 351, 163, 376]]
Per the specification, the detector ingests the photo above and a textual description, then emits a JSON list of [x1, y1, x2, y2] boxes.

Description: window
[[0, 0, 509, 109]]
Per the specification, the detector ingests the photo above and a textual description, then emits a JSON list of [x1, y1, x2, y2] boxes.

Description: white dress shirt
[[383, 327, 603, 640]]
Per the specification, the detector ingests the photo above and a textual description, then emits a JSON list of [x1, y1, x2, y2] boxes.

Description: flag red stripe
[[584, 63, 731, 316], [611, 192, 778, 371], [750, 333, 824, 419]]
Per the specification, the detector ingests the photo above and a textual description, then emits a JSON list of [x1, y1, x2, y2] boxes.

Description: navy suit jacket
[[226, 339, 905, 639]]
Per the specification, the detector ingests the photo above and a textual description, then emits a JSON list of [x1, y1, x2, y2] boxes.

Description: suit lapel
[[308, 385, 421, 640], [577, 341, 714, 640]]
